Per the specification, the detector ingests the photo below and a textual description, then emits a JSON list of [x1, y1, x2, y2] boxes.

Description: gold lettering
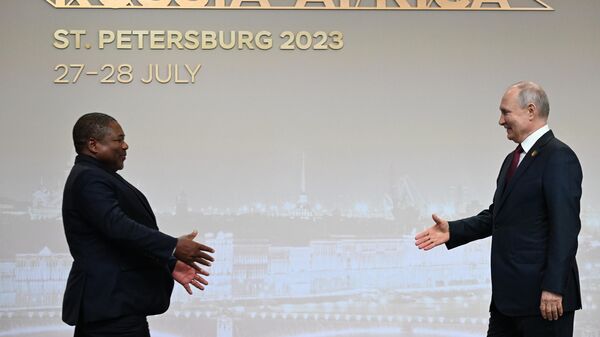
[[184, 31, 200, 50], [238, 31, 254, 49], [470, 0, 510, 8], [150, 30, 166, 49], [174, 0, 210, 7], [71, 30, 86, 48], [219, 31, 235, 50], [52, 29, 86, 49], [116, 30, 132, 49], [98, 30, 115, 49], [132, 30, 149, 49], [98, 0, 133, 8], [167, 31, 184, 49], [202, 31, 217, 50], [230, 0, 271, 7], [45, 0, 552, 10], [53, 30, 70, 49], [435, 0, 470, 8], [155, 64, 172, 84], [372, 0, 412, 9], [136, 0, 171, 7], [294, 0, 336, 8], [256, 31, 272, 50], [174, 65, 188, 84], [185, 64, 202, 83], [415, 0, 429, 8], [141, 64, 153, 84], [66, 0, 93, 7]]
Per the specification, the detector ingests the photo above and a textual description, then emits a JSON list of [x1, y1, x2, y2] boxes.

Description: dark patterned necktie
[[506, 144, 524, 183]]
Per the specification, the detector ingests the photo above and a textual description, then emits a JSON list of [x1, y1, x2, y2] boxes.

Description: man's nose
[[122, 141, 129, 150], [499, 114, 505, 125]]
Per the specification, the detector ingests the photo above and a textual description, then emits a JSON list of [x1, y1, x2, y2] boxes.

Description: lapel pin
[[531, 150, 538, 157]]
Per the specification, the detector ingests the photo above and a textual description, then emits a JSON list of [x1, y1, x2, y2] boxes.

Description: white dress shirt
[[518, 124, 550, 165]]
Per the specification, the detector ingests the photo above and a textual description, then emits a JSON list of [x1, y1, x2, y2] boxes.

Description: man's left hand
[[172, 260, 209, 295], [540, 290, 563, 321]]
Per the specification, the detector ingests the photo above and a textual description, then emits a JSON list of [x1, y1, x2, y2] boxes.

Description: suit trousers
[[74, 315, 150, 337], [487, 304, 574, 337]]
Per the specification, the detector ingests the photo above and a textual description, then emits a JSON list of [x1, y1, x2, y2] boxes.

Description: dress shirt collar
[[520, 124, 550, 154]]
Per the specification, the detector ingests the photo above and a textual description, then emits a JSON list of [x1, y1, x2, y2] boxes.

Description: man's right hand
[[174, 231, 215, 270], [415, 214, 450, 251]]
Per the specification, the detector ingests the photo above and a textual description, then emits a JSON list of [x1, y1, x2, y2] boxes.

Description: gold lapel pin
[[531, 150, 538, 157]]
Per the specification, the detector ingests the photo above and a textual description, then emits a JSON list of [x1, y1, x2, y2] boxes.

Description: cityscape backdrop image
[[1, 1, 600, 336]]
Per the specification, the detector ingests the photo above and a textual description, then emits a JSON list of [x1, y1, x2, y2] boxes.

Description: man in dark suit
[[62, 112, 216, 337], [415, 81, 582, 336]]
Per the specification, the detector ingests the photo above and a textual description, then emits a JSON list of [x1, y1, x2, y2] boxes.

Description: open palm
[[172, 260, 209, 294], [415, 214, 450, 251]]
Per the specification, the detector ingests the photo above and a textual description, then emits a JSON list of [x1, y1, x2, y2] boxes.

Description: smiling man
[[415, 82, 582, 337], [62, 113, 216, 337]]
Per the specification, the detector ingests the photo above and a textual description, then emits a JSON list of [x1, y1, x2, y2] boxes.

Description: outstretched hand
[[174, 230, 216, 272], [415, 214, 450, 251], [172, 260, 209, 295]]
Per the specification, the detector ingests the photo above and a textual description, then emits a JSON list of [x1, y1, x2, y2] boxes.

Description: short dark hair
[[72, 113, 117, 154]]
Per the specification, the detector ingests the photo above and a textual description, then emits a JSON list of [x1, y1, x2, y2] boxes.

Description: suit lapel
[[493, 153, 512, 213], [495, 131, 554, 215], [113, 173, 157, 225]]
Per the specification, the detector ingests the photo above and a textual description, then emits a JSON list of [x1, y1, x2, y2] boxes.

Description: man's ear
[[528, 103, 537, 120], [87, 138, 98, 155]]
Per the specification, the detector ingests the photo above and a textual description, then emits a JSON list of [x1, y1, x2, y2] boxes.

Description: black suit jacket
[[62, 155, 178, 325], [446, 131, 582, 316]]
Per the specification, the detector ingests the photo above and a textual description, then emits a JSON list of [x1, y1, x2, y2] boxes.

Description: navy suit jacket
[[446, 131, 582, 316], [62, 155, 178, 325]]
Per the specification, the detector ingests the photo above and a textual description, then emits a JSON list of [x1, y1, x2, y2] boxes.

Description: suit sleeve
[[541, 148, 582, 295], [76, 172, 178, 264], [445, 152, 511, 250], [168, 256, 178, 273], [446, 205, 494, 249]]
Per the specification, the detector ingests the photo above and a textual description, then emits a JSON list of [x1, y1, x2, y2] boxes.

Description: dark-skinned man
[[62, 112, 215, 337]]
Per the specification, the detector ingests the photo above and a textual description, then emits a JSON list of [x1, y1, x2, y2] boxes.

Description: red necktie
[[506, 144, 524, 182]]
